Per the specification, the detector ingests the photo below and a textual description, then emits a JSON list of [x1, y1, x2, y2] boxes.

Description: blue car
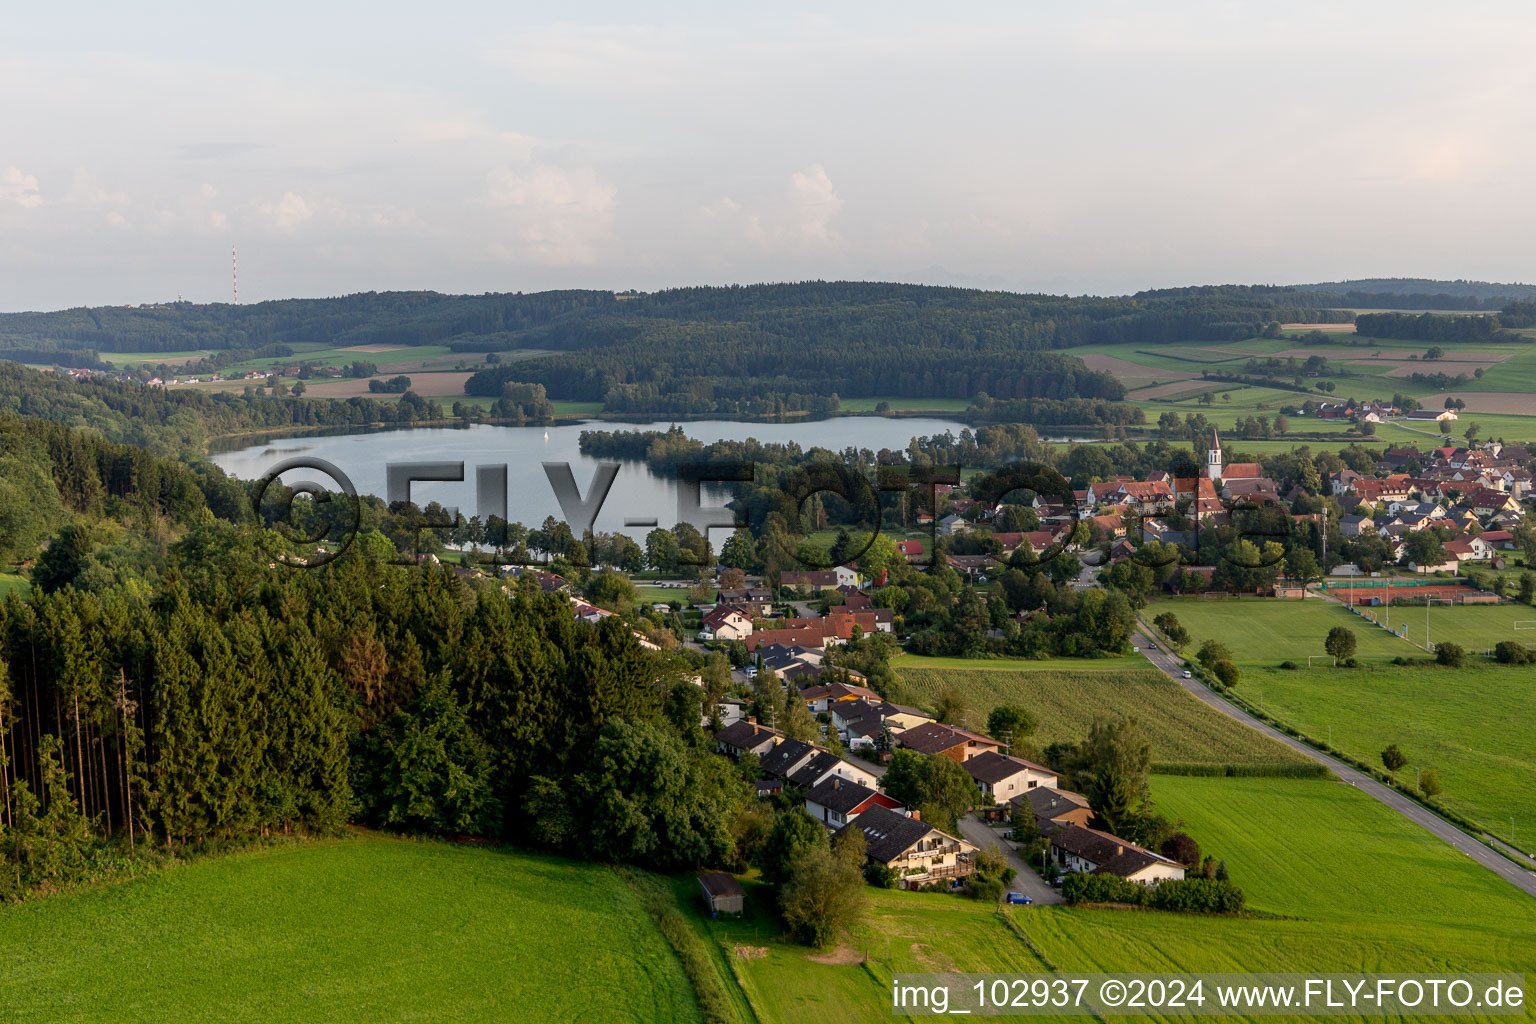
[[1005, 892, 1032, 905]]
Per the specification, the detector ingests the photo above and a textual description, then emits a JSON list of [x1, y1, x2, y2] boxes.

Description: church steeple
[[1207, 429, 1223, 480]]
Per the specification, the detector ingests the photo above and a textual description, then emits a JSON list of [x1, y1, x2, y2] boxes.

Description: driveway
[[955, 813, 1063, 905], [1132, 628, 1536, 900]]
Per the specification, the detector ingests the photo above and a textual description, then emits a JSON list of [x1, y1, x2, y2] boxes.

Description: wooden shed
[[697, 872, 745, 917]]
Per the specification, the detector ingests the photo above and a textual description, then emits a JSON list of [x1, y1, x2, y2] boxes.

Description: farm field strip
[[894, 665, 1310, 769]]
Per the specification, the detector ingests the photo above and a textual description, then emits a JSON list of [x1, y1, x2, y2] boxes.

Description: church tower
[[1207, 429, 1223, 480]]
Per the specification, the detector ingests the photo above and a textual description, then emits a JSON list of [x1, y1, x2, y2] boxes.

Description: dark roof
[[697, 872, 745, 898], [759, 738, 819, 778], [962, 751, 1057, 786], [835, 805, 937, 862], [1049, 823, 1177, 878], [803, 777, 882, 815], [715, 720, 779, 750], [1015, 787, 1091, 818], [897, 721, 997, 756], [786, 751, 844, 788]]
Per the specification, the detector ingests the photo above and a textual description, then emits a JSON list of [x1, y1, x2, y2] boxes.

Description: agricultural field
[[837, 396, 974, 413], [1241, 660, 1536, 836], [0, 834, 702, 1024], [894, 664, 1311, 771], [1152, 595, 1536, 835], [1154, 596, 1420, 666]]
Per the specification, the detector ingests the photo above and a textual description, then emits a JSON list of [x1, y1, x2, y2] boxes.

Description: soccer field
[[1153, 596, 1421, 665]]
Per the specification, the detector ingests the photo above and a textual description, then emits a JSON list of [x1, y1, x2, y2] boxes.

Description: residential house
[[716, 588, 774, 617], [937, 513, 972, 536], [1014, 787, 1094, 830], [700, 605, 753, 641], [896, 722, 1003, 763], [714, 720, 783, 758], [803, 778, 903, 829], [836, 805, 978, 889], [962, 751, 1059, 803], [894, 539, 926, 562], [1049, 823, 1186, 885], [786, 751, 879, 790]]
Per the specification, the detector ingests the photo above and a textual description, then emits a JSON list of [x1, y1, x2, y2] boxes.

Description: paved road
[[1133, 629, 1536, 899], [955, 813, 1063, 905]]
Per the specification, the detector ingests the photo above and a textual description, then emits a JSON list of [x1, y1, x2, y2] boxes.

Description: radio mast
[[232, 244, 239, 305]]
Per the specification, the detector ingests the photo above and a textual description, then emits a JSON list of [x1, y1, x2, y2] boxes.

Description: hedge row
[[1152, 762, 1331, 779], [1062, 873, 1246, 913]]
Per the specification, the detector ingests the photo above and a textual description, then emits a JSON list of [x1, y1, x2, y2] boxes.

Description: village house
[[716, 588, 774, 617], [895, 722, 1003, 763], [835, 805, 978, 889], [714, 720, 784, 758], [699, 605, 753, 641], [962, 751, 1059, 803], [803, 777, 904, 829], [1014, 787, 1094, 830], [894, 539, 926, 562], [1048, 823, 1186, 885], [785, 750, 879, 790]]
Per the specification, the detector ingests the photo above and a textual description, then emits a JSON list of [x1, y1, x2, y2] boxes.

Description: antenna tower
[[232, 244, 239, 305]]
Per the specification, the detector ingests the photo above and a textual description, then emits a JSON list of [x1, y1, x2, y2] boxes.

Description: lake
[[209, 416, 989, 538]]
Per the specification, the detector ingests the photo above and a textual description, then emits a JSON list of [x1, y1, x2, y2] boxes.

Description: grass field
[[1151, 595, 1536, 835], [1155, 596, 1420, 665], [1351, 600, 1536, 654], [894, 664, 1310, 770], [0, 572, 29, 600], [837, 396, 974, 413], [0, 834, 702, 1023], [1241, 660, 1536, 835]]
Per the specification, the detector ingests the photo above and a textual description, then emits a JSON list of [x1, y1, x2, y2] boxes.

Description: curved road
[[1133, 628, 1536, 899]]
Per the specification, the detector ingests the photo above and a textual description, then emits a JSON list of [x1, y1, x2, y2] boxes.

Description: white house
[[961, 751, 1059, 801], [1049, 824, 1186, 885], [700, 605, 753, 641]]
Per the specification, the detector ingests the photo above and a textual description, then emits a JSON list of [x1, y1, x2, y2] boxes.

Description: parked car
[[1005, 892, 1032, 905]]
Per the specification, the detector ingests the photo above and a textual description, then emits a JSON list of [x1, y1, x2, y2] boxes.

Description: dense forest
[[0, 363, 447, 455]]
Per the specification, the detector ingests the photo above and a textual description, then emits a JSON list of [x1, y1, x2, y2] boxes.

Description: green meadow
[[0, 834, 702, 1024]]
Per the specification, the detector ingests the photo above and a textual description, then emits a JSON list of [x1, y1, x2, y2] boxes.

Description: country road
[[1132, 628, 1536, 899]]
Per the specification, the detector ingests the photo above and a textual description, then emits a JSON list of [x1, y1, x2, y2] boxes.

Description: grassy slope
[[0, 834, 702, 1024], [894, 664, 1309, 769]]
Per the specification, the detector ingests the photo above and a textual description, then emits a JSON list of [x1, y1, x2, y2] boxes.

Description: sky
[[3, 1, 1535, 311]]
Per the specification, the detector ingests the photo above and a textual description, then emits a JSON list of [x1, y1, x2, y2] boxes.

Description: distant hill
[[1288, 278, 1536, 308]]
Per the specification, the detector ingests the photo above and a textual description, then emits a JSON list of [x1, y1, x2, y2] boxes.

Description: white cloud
[[483, 164, 617, 266], [787, 164, 843, 241], [699, 165, 845, 253], [253, 191, 317, 231], [0, 166, 42, 208]]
